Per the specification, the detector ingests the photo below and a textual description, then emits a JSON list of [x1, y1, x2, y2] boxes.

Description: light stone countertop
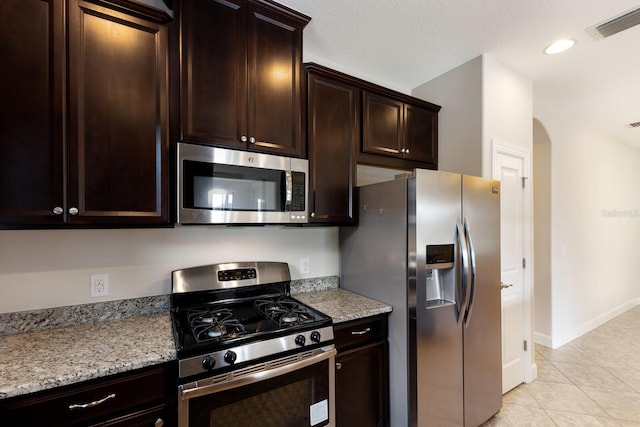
[[0, 287, 390, 401], [0, 313, 175, 400], [296, 288, 392, 323]]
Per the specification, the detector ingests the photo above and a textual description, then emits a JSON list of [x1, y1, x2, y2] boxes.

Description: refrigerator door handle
[[463, 217, 477, 326], [456, 222, 470, 324]]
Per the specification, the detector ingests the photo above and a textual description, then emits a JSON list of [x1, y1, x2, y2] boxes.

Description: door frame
[[491, 139, 537, 384]]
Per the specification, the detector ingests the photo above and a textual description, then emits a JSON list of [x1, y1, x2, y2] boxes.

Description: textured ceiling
[[278, 0, 640, 147]]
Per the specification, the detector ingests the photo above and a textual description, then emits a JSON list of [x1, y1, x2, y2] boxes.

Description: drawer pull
[[336, 362, 342, 370], [351, 327, 371, 336], [68, 393, 115, 410]]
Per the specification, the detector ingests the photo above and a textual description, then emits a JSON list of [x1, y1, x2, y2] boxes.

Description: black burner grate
[[188, 308, 246, 344], [254, 297, 316, 328]]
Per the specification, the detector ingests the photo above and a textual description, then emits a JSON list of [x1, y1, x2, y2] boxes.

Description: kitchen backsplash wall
[[0, 226, 340, 313]]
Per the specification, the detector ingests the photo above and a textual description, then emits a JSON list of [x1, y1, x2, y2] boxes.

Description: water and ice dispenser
[[425, 244, 456, 309]]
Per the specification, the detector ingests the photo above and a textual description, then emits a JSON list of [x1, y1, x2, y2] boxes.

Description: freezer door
[[412, 169, 464, 427], [462, 175, 502, 426]]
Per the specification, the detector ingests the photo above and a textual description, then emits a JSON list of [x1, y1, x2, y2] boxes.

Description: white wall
[[533, 120, 552, 341], [534, 98, 640, 347], [482, 56, 533, 178], [412, 56, 483, 176], [0, 227, 340, 313]]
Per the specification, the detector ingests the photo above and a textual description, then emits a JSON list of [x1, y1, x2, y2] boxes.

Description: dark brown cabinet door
[[404, 103, 437, 167], [0, 0, 65, 226], [179, 0, 308, 157], [307, 71, 358, 224], [334, 316, 389, 427], [0, 365, 170, 427], [67, 0, 169, 225], [248, 3, 305, 157], [336, 342, 387, 427], [0, 0, 170, 228], [361, 90, 439, 170], [180, 0, 246, 149], [362, 92, 403, 158]]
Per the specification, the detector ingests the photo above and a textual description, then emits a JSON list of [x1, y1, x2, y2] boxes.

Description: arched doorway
[[533, 118, 552, 345]]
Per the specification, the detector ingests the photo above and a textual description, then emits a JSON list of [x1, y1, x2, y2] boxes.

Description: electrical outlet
[[300, 258, 310, 274], [91, 274, 109, 297]]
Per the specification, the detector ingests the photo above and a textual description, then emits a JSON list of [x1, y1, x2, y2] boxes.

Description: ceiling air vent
[[588, 7, 640, 39], [627, 121, 640, 128]]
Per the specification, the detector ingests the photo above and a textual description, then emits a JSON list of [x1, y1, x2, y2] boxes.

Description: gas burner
[[254, 297, 315, 328], [188, 308, 246, 344]]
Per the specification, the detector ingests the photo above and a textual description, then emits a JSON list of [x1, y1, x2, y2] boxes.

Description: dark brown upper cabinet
[[306, 65, 359, 225], [0, 0, 171, 228], [361, 91, 439, 170], [178, 0, 310, 158]]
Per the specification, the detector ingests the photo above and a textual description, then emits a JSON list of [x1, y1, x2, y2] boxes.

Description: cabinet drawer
[[2, 365, 168, 427], [334, 316, 387, 351]]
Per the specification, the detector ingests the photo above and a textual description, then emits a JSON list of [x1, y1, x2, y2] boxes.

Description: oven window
[[188, 359, 331, 427], [183, 160, 285, 211]]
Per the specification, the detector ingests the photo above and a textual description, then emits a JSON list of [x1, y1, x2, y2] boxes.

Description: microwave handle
[[285, 170, 292, 212]]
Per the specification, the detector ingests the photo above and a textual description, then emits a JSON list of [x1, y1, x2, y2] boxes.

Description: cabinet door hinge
[[522, 177, 528, 188], [524, 340, 528, 351], [522, 258, 526, 269]]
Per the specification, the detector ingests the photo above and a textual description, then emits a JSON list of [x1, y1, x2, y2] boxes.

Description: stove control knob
[[202, 356, 216, 370], [295, 334, 306, 346], [224, 351, 237, 365], [310, 331, 321, 343]]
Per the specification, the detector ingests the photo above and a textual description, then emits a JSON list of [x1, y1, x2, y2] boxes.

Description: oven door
[[178, 346, 336, 427]]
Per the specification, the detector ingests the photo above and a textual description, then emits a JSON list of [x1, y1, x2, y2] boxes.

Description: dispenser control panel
[[426, 244, 455, 269]]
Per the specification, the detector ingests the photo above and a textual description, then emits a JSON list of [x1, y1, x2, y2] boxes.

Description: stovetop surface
[[171, 294, 332, 358]]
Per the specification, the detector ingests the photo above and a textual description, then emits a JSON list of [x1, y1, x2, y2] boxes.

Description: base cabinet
[[0, 365, 173, 427], [334, 315, 389, 427]]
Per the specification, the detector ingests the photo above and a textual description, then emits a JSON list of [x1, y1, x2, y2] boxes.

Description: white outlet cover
[[300, 258, 310, 274], [91, 274, 109, 297]]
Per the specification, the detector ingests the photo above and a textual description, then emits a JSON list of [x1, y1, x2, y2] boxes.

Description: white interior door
[[494, 148, 527, 393]]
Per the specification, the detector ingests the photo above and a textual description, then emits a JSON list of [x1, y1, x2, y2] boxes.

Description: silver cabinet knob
[[249, 136, 256, 144], [405, 148, 410, 154], [69, 207, 79, 215], [53, 206, 63, 215], [155, 418, 164, 427], [241, 135, 248, 142], [336, 362, 342, 370], [311, 212, 315, 218]]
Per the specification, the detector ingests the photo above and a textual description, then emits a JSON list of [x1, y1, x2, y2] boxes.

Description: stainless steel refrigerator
[[340, 169, 502, 427]]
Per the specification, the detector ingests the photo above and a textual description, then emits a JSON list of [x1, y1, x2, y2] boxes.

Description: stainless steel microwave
[[177, 143, 308, 225]]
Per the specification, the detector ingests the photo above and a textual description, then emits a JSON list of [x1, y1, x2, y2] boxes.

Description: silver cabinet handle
[[68, 393, 115, 410], [53, 206, 63, 215], [155, 418, 164, 427], [249, 136, 256, 144], [351, 327, 371, 336], [501, 282, 513, 289], [69, 207, 79, 215], [336, 362, 342, 370], [405, 148, 410, 154], [241, 135, 248, 142]]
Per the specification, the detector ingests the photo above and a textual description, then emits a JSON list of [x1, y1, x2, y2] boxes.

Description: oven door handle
[[179, 346, 337, 401]]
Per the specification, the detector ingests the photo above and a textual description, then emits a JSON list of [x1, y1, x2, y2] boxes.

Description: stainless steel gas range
[[170, 261, 336, 427]]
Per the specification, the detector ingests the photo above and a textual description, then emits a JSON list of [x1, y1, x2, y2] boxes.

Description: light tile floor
[[482, 305, 640, 426]]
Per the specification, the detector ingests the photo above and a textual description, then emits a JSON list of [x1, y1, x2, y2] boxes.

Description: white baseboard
[[550, 298, 640, 349], [533, 332, 552, 348]]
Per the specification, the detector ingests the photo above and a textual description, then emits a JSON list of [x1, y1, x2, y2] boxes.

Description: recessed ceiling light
[[544, 39, 576, 55]]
